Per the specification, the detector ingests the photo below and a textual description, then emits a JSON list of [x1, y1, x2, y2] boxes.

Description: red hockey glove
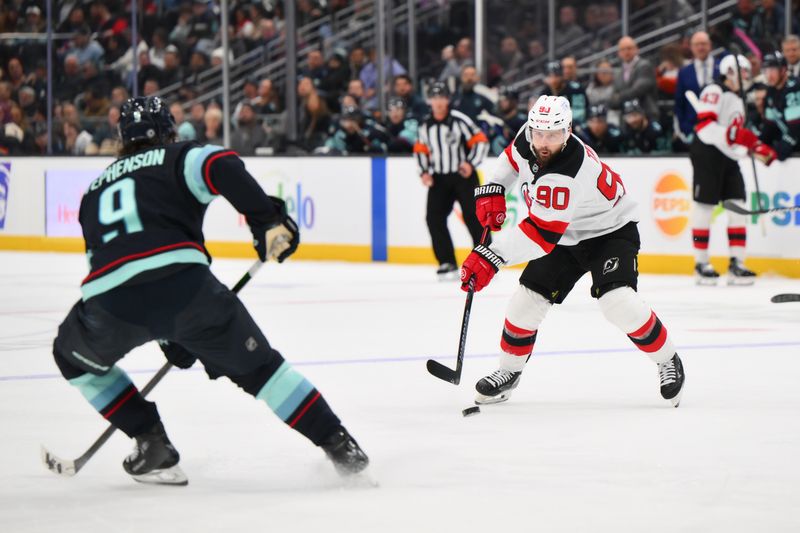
[[752, 142, 778, 166], [726, 117, 759, 149], [474, 184, 506, 231], [460, 245, 505, 293]]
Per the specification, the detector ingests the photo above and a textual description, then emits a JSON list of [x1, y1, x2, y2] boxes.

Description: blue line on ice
[[2, 340, 799, 383]]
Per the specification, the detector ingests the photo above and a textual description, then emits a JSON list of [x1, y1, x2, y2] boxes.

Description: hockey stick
[[771, 293, 800, 303], [41, 259, 265, 477], [722, 199, 800, 216], [426, 226, 491, 385]]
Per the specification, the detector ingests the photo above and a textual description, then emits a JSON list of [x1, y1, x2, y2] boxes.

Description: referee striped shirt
[[413, 110, 489, 174]]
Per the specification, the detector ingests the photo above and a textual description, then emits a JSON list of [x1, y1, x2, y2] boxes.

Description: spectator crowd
[[0, 0, 799, 158]]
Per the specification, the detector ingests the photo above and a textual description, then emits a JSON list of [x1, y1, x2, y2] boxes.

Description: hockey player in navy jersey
[[462, 95, 685, 407], [51, 96, 368, 485]]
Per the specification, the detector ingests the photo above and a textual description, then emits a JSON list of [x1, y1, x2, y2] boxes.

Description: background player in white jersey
[[689, 54, 778, 285], [461, 95, 685, 407]]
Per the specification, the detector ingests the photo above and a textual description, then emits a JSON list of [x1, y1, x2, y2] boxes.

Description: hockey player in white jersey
[[461, 95, 685, 407], [689, 54, 777, 285]]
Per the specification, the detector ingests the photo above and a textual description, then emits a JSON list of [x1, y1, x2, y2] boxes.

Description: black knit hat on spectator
[[622, 99, 644, 116], [545, 61, 562, 76], [340, 105, 363, 122], [588, 103, 608, 120], [388, 97, 406, 110], [763, 52, 788, 69], [498, 86, 519, 101], [428, 82, 450, 99]]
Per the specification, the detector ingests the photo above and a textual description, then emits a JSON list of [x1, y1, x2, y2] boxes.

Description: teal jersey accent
[[183, 144, 226, 204], [255, 361, 315, 421], [98, 177, 144, 243], [69, 366, 132, 411], [81, 248, 209, 301]]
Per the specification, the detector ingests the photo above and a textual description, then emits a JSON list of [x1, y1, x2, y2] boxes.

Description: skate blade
[[666, 380, 685, 408], [474, 391, 512, 405], [727, 276, 755, 286], [695, 276, 718, 286], [131, 464, 188, 486]]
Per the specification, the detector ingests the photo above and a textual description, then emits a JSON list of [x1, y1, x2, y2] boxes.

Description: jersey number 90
[[98, 178, 143, 243]]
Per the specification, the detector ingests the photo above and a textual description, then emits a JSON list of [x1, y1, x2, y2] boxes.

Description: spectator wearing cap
[[359, 48, 408, 112], [392, 75, 429, 119], [586, 59, 615, 112], [170, 101, 197, 141], [619, 99, 666, 154], [22, 5, 45, 32], [576, 104, 622, 154], [493, 86, 526, 154], [231, 102, 268, 156], [609, 36, 658, 122], [383, 98, 418, 153], [452, 66, 495, 123], [674, 31, 718, 143], [782, 35, 800, 78], [414, 82, 488, 279], [322, 105, 389, 155], [539, 60, 589, 128]]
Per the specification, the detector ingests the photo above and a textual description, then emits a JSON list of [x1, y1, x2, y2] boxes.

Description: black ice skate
[[321, 426, 369, 476], [694, 262, 720, 286], [436, 263, 459, 281], [658, 354, 685, 408], [475, 369, 522, 405], [123, 421, 187, 486], [727, 258, 756, 286]]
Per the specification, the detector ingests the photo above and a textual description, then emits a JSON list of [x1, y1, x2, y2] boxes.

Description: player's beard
[[533, 144, 562, 166]]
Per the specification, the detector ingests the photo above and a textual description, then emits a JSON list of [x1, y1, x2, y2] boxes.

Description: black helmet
[[118, 96, 176, 146], [762, 51, 788, 69], [428, 81, 450, 98]]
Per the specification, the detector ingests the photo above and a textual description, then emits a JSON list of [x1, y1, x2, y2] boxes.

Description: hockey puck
[[462, 406, 481, 417]]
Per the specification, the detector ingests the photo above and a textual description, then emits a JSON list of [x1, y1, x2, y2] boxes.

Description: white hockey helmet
[[527, 95, 572, 147], [719, 54, 752, 89]]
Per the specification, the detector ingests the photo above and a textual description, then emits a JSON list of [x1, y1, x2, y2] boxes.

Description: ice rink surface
[[2, 251, 799, 533]]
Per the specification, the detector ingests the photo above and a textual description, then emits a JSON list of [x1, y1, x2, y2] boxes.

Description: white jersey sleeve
[[487, 125, 528, 191], [695, 84, 748, 160]]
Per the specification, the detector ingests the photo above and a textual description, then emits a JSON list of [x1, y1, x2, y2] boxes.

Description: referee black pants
[[426, 171, 484, 266]]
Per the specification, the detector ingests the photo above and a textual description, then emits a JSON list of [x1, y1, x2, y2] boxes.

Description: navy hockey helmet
[[118, 96, 177, 146], [762, 51, 788, 69]]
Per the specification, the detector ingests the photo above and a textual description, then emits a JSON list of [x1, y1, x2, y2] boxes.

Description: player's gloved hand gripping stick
[[426, 226, 491, 385], [41, 259, 266, 478]]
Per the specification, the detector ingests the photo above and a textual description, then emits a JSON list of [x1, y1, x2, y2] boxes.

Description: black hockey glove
[[250, 198, 300, 263], [158, 340, 197, 369]]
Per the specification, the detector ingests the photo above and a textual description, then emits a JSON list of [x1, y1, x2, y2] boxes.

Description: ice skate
[[658, 354, 685, 408], [727, 258, 756, 286], [436, 263, 459, 281], [694, 262, 720, 286], [321, 426, 369, 476], [123, 421, 187, 486], [475, 369, 522, 405]]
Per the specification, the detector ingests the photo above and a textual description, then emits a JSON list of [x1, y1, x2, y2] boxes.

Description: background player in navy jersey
[[464, 95, 685, 408], [51, 96, 368, 485]]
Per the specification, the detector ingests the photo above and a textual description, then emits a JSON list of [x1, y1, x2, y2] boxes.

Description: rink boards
[[0, 155, 798, 276]]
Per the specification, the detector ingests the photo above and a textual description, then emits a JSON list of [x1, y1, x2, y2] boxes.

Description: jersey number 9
[[98, 178, 143, 243]]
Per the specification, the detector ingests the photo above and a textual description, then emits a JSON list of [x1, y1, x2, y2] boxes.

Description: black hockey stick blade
[[723, 200, 800, 216], [771, 293, 800, 303], [42, 259, 263, 477], [426, 359, 461, 385]]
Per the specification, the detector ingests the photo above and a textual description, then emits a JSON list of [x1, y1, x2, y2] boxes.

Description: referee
[[414, 82, 489, 279]]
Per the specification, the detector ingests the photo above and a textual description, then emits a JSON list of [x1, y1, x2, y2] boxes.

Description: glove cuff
[[475, 183, 505, 199], [474, 245, 505, 272]]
